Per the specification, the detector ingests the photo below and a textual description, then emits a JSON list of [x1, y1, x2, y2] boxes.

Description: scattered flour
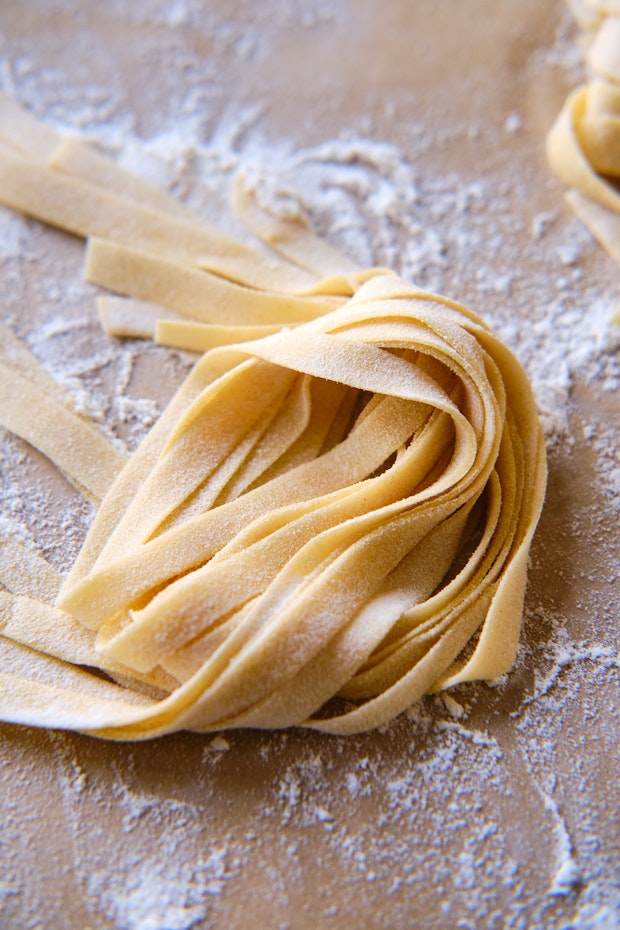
[[0, 2, 618, 929]]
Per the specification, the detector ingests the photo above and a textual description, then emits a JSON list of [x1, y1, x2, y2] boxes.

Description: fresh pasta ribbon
[[0, 321, 126, 502], [0, 95, 547, 738], [547, 8, 620, 271]]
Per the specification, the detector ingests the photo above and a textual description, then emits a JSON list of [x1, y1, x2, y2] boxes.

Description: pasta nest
[[547, 11, 620, 268], [0, 96, 546, 738], [45, 275, 544, 737]]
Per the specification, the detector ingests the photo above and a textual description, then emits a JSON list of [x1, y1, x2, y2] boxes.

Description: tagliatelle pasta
[[0, 320, 127, 502], [0, 96, 546, 738], [547, 8, 620, 270]]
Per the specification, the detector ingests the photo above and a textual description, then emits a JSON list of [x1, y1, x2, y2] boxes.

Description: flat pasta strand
[[84, 238, 341, 324], [0, 357, 126, 503], [0, 534, 63, 604]]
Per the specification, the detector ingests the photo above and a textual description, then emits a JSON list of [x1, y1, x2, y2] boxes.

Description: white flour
[[0, 3, 618, 929]]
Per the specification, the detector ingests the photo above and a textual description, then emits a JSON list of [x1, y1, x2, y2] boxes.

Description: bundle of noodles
[[0, 95, 546, 738]]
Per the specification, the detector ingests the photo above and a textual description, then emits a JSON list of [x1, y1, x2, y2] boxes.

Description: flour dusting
[[0, 2, 618, 929]]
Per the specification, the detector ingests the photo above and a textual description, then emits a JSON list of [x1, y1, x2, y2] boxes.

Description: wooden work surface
[[0, 2, 619, 928]]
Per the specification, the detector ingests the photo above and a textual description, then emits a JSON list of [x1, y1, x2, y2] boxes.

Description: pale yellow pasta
[[0, 347, 126, 503], [0, 146, 316, 293], [49, 136, 198, 220], [156, 319, 288, 353], [97, 295, 183, 340], [565, 188, 620, 263], [231, 173, 362, 279], [98, 295, 291, 350], [0, 534, 63, 604], [547, 8, 620, 274], [0, 91, 60, 159], [84, 238, 341, 324], [0, 319, 70, 402], [0, 96, 547, 738]]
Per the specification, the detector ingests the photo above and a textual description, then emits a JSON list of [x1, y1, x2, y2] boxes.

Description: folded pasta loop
[[547, 10, 620, 267]]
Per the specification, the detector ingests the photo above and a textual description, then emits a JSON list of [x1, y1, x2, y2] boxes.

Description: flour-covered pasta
[[0, 96, 546, 738]]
